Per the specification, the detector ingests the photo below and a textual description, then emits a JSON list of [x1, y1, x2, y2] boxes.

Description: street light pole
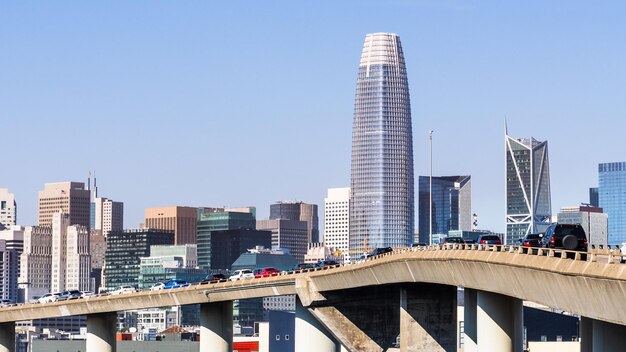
[[429, 130, 434, 245]]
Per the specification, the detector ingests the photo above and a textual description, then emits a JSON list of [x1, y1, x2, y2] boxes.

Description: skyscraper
[[598, 162, 626, 244], [144, 206, 197, 245], [0, 188, 17, 228], [418, 176, 471, 244], [0, 226, 23, 303], [505, 132, 551, 244], [93, 197, 123, 237], [38, 182, 91, 228], [269, 201, 319, 243], [349, 33, 414, 256], [324, 188, 350, 262]]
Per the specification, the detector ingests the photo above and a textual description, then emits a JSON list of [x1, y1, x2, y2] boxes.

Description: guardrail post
[[200, 301, 233, 352], [0, 323, 14, 352], [86, 312, 117, 352]]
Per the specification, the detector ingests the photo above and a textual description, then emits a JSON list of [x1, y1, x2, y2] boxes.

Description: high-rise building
[[208, 229, 272, 271], [505, 133, 551, 244], [104, 228, 174, 290], [589, 187, 599, 207], [93, 197, 123, 237], [323, 188, 350, 262], [557, 206, 608, 247], [89, 231, 106, 292], [38, 182, 90, 227], [19, 225, 52, 301], [349, 33, 414, 257], [270, 202, 319, 243], [418, 176, 472, 244], [196, 207, 257, 271], [257, 219, 308, 263], [0, 188, 17, 227], [598, 162, 626, 244], [145, 206, 197, 245], [51, 213, 90, 292], [0, 226, 23, 303]]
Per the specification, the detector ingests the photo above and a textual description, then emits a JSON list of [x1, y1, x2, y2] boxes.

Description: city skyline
[[3, 2, 626, 234]]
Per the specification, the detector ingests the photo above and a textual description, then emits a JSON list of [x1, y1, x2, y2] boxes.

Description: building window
[[275, 335, 280, 341]]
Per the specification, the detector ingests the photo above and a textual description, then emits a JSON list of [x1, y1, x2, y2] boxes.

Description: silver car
[[229, 269, 254, 281]]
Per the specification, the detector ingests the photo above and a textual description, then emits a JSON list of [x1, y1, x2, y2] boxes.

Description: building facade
[[270, 202, 319, 244], [349, 33, 414, 257], [505, 134, 552, 244], [0, 188, 17, 228], [38, 182, 91, 228], [0, 226, 23, 303], [418, 176, 472, 244], [557, 206, 608, 247], [323, 188, 350, 262], [256, 219, 308, 263], [19, 225, 52, 301], [144, 206, 197, 245], [598, 162, 626, 244], [207, 229, 272, 271], [93, 197, 123, 237], [104, 229, 174, 291], [51, 213, 91, 292]]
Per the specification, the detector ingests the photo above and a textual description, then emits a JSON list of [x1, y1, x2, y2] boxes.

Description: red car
[[254, 267, 280, 278]]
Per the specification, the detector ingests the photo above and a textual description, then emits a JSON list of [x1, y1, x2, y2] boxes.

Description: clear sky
[[2, 1, 625, 234]]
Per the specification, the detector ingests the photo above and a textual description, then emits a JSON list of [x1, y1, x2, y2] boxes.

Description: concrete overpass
[[1, 244, 625, 351]]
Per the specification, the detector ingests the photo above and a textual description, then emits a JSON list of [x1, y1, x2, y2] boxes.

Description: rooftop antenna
[[504, 116, 509, 136], [94, 171, 98, 198], [87, 171, 91, 192]]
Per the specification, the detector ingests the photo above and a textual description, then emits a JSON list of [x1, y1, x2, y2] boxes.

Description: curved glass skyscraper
[[349, 33, 414, 256]]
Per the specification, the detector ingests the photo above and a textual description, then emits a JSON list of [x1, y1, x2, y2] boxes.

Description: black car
[[315, 260, 339, 268], [201, 273, 227, 284], [367, 247, 393, 258], [293, 263, 315, 271], [411, 242, 428, 247], [477, 235, 502, 245], [542, 223, 588, 251], [520, 233, 542, 247]]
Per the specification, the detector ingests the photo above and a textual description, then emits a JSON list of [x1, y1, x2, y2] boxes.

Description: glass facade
[[349, 33, 414, 257], [505, 135, 551, 244], [598, 162, 626, 244], [418, 176, 471, 244]]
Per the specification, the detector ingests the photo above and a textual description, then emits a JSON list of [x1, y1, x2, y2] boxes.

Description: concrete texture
[[199, 302, 232, 352], [0, 322, 13, 352], [400, 284, 456, 352], [86, 312, 117, 352], [295, 299, 339, 352], [463, 289, 477, 352], [476, 291, 523, 352]]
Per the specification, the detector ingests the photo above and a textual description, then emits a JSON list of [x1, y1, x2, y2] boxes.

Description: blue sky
[[2, 1, 625, 234]]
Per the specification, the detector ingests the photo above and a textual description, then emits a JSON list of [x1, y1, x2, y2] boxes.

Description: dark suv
[[542, 223, 588, 251]]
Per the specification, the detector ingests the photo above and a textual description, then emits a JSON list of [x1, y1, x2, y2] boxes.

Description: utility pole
[[429, 130, 434, 245]]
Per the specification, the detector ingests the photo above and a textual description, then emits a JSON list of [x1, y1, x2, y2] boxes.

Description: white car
[[38, 293, 61, 304], [150, 282, 165, 291], [81, 291, 95, 298], [229, 269, 254, 281], [110, 285, 137, 295]]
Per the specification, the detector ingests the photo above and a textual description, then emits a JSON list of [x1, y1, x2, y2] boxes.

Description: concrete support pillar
[[579, 316, 592, 352], [295, 298, 339, 352], [476, 291, 523, 352], [463, 288, 477, 352], [0, 323, 15, 352], [200, 301, 232, 352], [400, 284, 456, 352], [86, 312, 117, 352]]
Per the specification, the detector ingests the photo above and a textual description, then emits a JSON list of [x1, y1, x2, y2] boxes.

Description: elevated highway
[[1, 244, 624, 351]]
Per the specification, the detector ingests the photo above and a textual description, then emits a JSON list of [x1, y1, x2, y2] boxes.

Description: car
[[411, 242, 428, 247], [366, 247, 393, 258], [38, 292, 61, 304], [0, 299, 13, 307], [541, 223, 588, 251], [201, 273, 227, 284], [464, 239, 477, 244], [110, 285, 137, 295], [442, 237, 465, 245], [520, 234, 542, 247], [163, 279, 190, 289], [254, 267, 280, 278], [150, 282, 165, 291], [58, 290, 83, 300], [292, 263, 315, 271], [229, 269, 254, 281], [316, 260, 339, 268], [81, 291, 95, 298], [477, 235, 502, 245]]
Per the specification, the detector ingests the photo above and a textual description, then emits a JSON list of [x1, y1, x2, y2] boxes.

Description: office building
[[138, 244, 204, 289], [104, 229, 174, 290], [19, 225, 52, 301], [304, 243, 341, 264], [589, 187, 599, 207], [196, 207, 256, 271], [207, 229, 272, 271], [89, 231, 106, 292], [93, 197, 123, 237], [0, 226, 23, 303], [144, 206, 197, 245], [598, 162, 626, 244], [418, 176, 471, 244], [0, 188, 17, 227], [270, 201, 319, 243], [505, 133, 552, 244], [324, 187, 350, 262], [349, 33, 415, 257], [38, 182, 91, 228], [257, 219, 308, 263], [51, 213, 90, 292], [558, 206, 608, 247]]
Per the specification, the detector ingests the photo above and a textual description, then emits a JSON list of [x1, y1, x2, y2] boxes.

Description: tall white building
[[558, 206, 608, 248], [51, 213, 91, 292], [0, 226, 23, 302], [0, 188, 17, 228], [93, 197, 123, 236], [324, 187, 350, 262], [19, 225, 53, 301]]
